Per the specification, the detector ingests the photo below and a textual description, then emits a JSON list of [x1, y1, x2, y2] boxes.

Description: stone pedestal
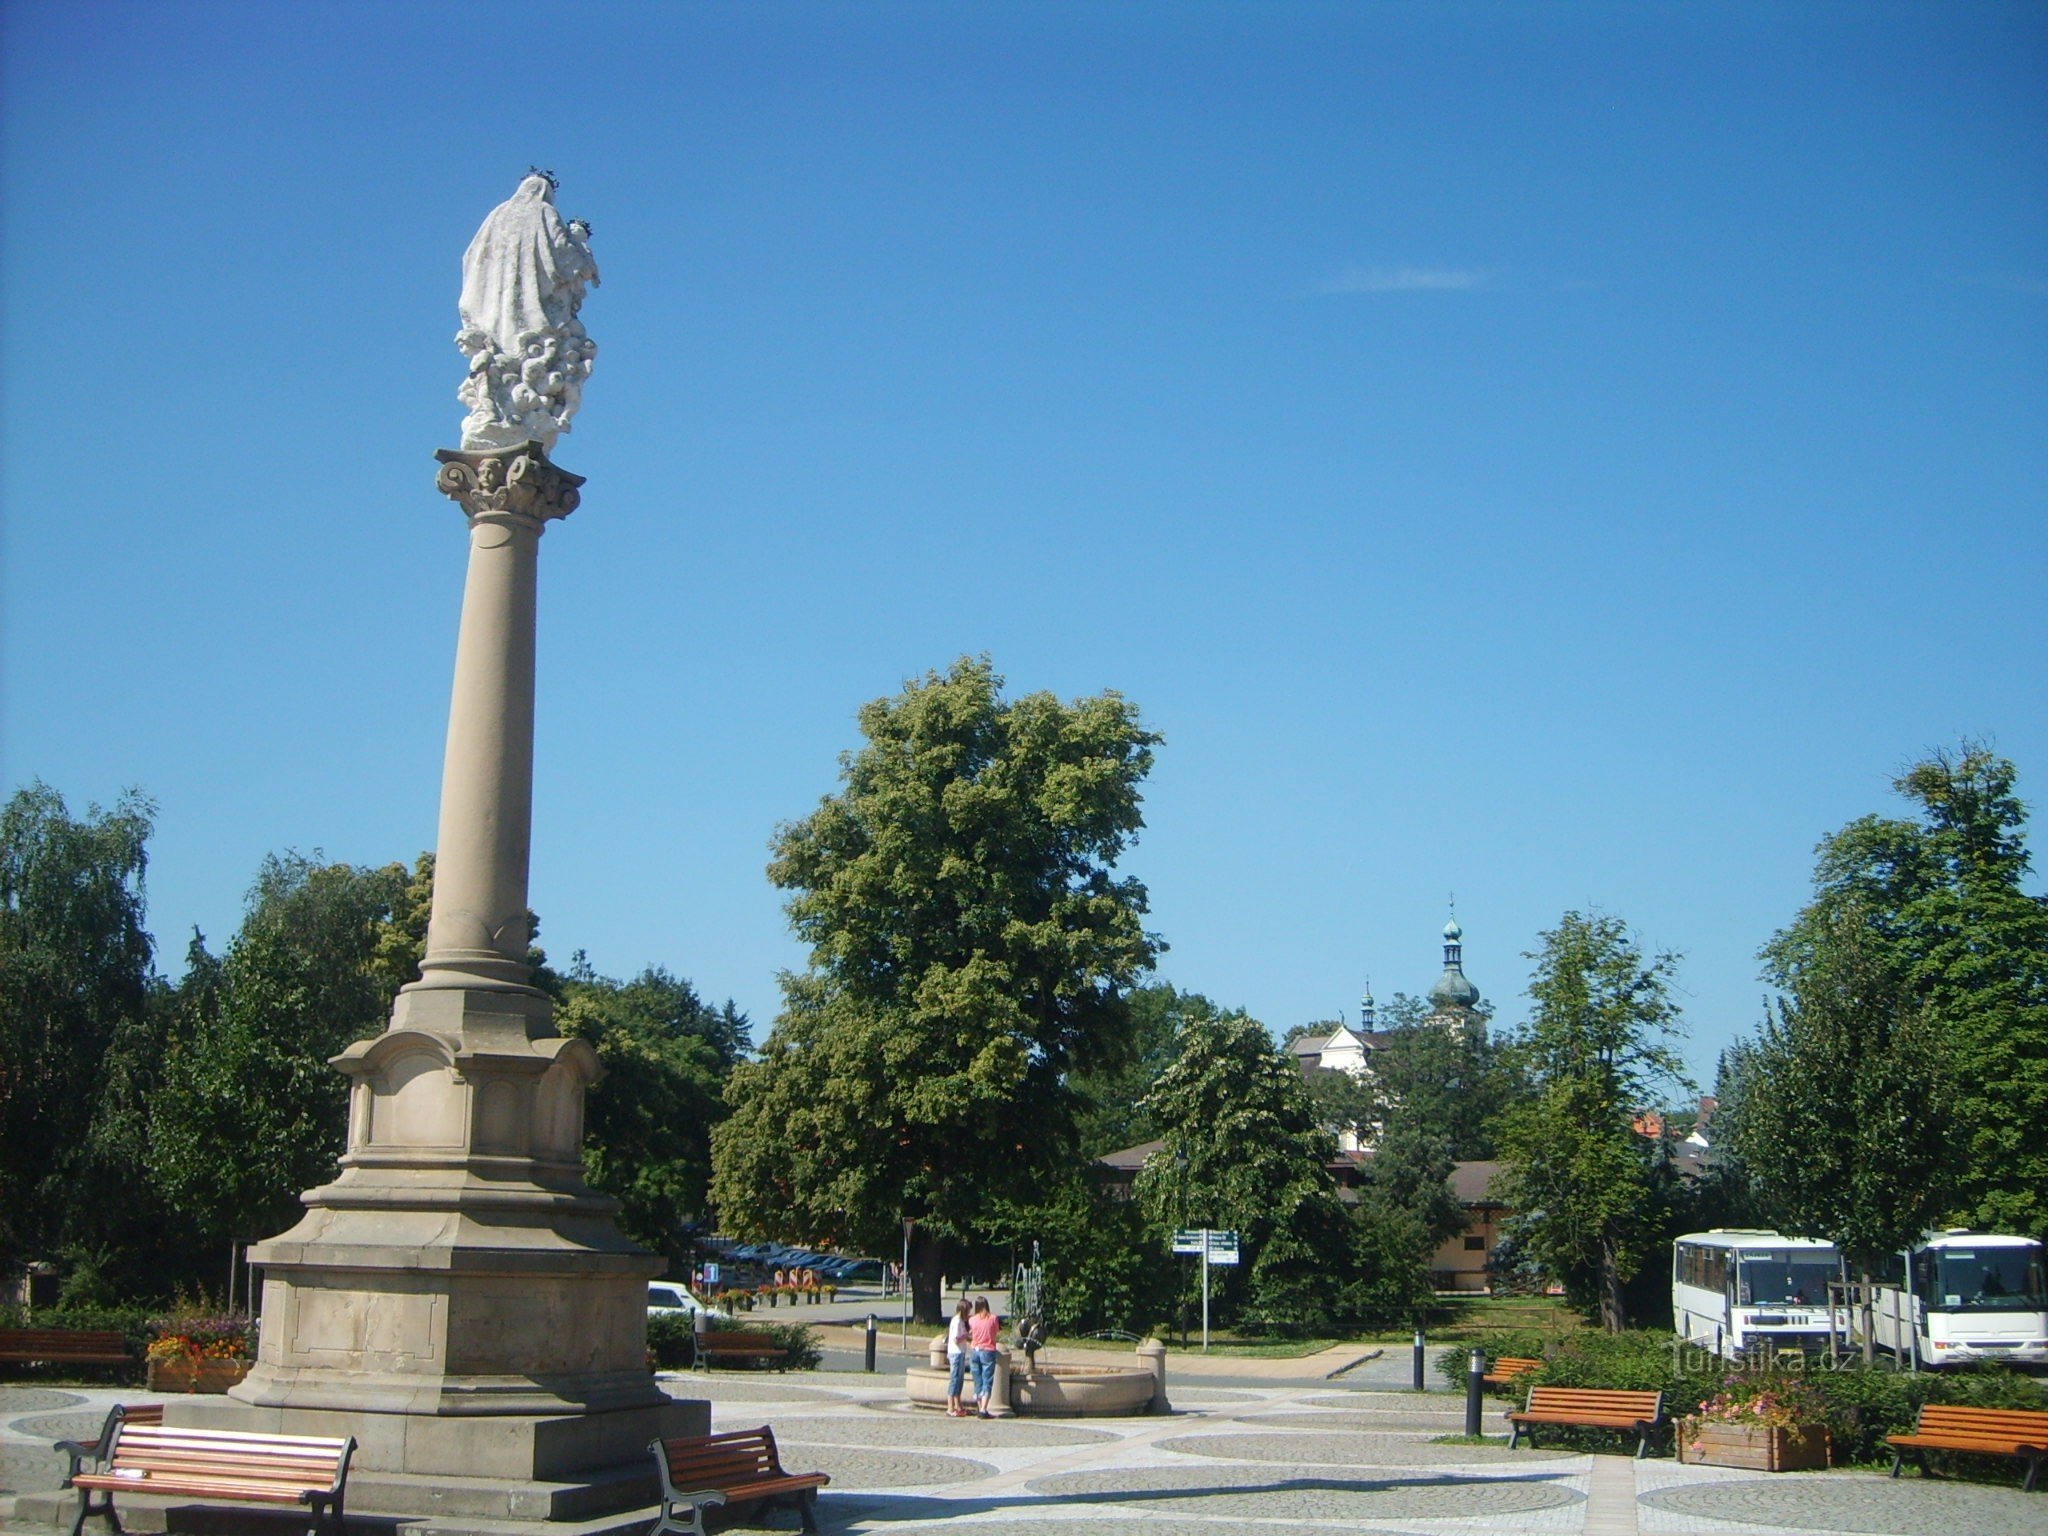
[[193, 446, 706, 1526]]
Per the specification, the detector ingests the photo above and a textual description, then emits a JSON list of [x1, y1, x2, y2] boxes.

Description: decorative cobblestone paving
[[661, 1377, 851, 1404], [793, 1445, 995, 1491], [1027, 1463, 1583, 1520], [828, 1517, 1437, 1536], [1156, 1387, 1259, 1404], [0, 1392, 83, 1415], [0, 1443, 65, 1498], [10, 1414, 106, 1444], [1158, 1429, 1556, 1466], [1242, 1408, 1476, 1433], [1642, 1475, 2048, 1535], [778, 1414, 1114, 1448]]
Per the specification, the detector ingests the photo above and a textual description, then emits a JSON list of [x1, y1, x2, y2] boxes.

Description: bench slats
[[0, 1328, 131, 1364], [68, 1421, 354, 1536], [1888, 1404, 2048, 1490], [1508, 1386, 1664, 1458], [651, 1428, 827, 1536]]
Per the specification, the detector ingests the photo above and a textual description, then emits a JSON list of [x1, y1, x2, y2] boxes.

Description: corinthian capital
[[434, 444, 584, 525]]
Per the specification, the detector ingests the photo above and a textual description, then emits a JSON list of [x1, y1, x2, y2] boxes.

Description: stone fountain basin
[[907, 1344, 1161, 1417]]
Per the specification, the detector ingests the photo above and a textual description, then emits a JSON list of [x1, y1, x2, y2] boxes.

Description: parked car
[[647, 1282, 728, 1325]]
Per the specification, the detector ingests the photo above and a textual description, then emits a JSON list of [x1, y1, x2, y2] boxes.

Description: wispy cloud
[[1319, 264, 1495, 295]]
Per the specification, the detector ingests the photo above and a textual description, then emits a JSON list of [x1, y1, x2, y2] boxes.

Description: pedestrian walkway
[[6, 1375, 2047, 1535]]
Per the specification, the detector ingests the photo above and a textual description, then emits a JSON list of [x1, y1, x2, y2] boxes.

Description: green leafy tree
[[557, 964, 739, 1268], [1366, 1018, 1518, 1161], [1762, 744, 2048, 1232], [1133, 1011, 1361, 1335], [1303, 1064, 1379, 1141], [1495, 910, 1688, 1331], [1728, 901, 1951, 1268], [149, 854, 403, 1242], [710, 658, 1160, 1322], [1071, 984, 1224, 1156], [0, 784, 157, 1272]]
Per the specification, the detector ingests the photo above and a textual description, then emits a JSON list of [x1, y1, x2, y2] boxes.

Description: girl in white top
[[945, 1299, 973, 1417]]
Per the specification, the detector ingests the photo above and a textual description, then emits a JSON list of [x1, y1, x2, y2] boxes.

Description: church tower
[[1426, 909, 1483, 1032]]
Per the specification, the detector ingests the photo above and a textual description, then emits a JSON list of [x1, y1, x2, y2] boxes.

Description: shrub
[[1434, 1329, 1558, 1393], [0, 1305, 154, 1383], [1813, 1362, 2048, 1465], [645, 1312, 697, 1371], [743, 1323, 821, 1370]]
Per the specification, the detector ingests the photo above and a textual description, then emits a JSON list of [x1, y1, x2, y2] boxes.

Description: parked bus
[[1855, 1232, 2048, 1369], [1672, 1230, 1842, 1359]]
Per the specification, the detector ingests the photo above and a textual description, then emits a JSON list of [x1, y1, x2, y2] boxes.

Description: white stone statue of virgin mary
[[455, 172, 598, 453]]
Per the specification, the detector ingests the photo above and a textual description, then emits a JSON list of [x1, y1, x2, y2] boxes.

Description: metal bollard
[[864, 1313, 878, 1373], [1464, 1346, 1485, 1437], [1412, 1328, 1426, 1392]]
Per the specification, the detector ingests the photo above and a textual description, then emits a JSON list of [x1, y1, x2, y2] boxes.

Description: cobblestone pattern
[[1243, 1408, 1478, 1433], [1641, 1474, 2048, 1536], [10, 1414, 106, 1444], [1158, 1387, 1260, 1404], [1298, 1389, 1461, 1411], [787, 1445, 993, 1491], [1027, 1462, 1584, 1520], [831, 1518, 1439, 1536], [1159, 1429, 1562, 1466], [0, 1392, 84, 1415], [777, 1414, 1113, 1448], [0, 1443, 66, 1498], [659, 1377, 849, 1404]]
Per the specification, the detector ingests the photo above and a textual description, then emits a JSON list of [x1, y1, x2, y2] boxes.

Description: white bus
[[1857, 1232, 2048, 1369], [1672, 1230, 1842, 1359]]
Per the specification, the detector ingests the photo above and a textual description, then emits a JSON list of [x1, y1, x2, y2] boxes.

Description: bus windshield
[[1736, 1250, 1835, 1306], [1932, 1247, 2048, 1312]]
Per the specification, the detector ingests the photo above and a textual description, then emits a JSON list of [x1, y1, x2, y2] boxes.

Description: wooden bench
[[649, 1427, 829, 1536], [694, 1329, 790, 1370], [56, 1403, 164, 1485], [1483, 1355, 1543, 1391], [67, 1422, 354, 1536], [1887, 1403, 2048, 1492], [0, 1328, 132, 1370], [1508, 1386, 1666, 1458]]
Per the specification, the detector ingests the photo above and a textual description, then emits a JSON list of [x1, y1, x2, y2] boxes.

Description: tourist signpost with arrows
[[1172, 1228, 1239, 1351]]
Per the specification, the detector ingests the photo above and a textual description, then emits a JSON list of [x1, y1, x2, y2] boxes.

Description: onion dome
[[1429, 914, 1481, 1012]]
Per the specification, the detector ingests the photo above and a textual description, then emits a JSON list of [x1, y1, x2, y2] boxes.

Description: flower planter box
[[1678, 1422, 1830, 1472], [146, 1357, 253, 1394]]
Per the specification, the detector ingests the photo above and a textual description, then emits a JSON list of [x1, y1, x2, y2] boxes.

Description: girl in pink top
[[967, 1297, 1001, 1416]]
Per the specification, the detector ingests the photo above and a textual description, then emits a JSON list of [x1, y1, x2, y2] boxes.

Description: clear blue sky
[[4, 1, 2043, 1090]]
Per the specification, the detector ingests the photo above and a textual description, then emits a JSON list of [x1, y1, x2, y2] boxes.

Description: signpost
[[1172, 1229, 1239, 1351]]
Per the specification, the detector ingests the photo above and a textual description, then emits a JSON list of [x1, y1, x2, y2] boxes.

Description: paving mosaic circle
[[0, 1388, 85, 1413], [1643, 1475, 2048, 1536], [663, 1377, 851, 1404], [11, 1411, 109, 1442], [786, 1444, 994, 1491], [777, 1413, 1114, 1448], [1158, 1387, 1259, 1404], [0, 1442, 66, 1498], [830, 1518, 1435, 1536], [1027, 1463, 1581, 1520], [1159, 1429, 1555, 1466], [1243, 1409, 1472, 1434]]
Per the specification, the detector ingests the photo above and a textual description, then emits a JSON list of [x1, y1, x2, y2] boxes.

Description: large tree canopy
[[1761, 744, 2048, 1232], [1495, 910, 1688, 1330], [709, 658, 1160, 1321], [0, 784, 156, 1274]]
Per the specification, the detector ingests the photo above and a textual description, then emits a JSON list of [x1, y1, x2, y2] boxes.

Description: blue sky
[[4, 1, 2043, 1090]]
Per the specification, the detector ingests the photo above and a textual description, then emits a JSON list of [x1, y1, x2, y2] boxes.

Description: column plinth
[[214, 446, 705, 1519]]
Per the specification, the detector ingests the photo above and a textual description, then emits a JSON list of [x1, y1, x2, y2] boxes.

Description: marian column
[[211, 176, 706, 1525]]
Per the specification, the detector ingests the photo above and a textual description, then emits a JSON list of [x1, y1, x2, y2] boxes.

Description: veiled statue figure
[[456, 172, 598, 452]]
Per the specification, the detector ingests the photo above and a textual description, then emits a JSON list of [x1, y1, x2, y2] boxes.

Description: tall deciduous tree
[[1762, 745, 2047, 1233], [709, 658, 1159, 1322], [1367, 1017, 1517, 1161], [557, 963, 739, 1269], [1495, 911, 1688, 1331], [148, 854, 403, 1242], [0, 784, 156, 1273], [1728, 901, 1950, 1265]]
